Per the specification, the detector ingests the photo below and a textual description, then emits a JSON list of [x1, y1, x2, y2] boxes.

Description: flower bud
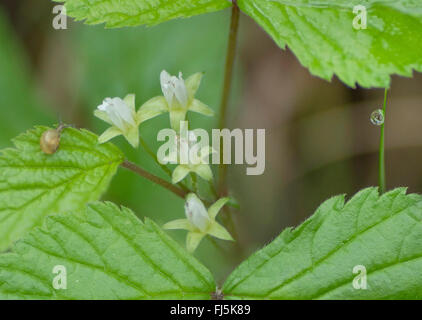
[[160, 70, 188, 108], [184, 194, 210, 232], [97, 97, 136, 131]]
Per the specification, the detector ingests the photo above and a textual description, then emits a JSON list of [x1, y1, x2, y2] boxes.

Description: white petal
[[160, 70, 188, 108], [112, 97, 136, 126], [184, 193, 210, 232], [97, 97, 112, 111], [174, 77, 188, 107], [160, 70, 171, 86], [106, 105, 125, 130], [97, 97, 136, 131], [97, 98, 123, 129], [160, 70, 174, 106]]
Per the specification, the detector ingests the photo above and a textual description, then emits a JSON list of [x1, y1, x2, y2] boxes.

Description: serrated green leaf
[[0, 127, 124, 251], [54, 0, 232, 28], [0, 202, 215, 299], [238, 0, 422, 87], [223, 187, 422, 299]]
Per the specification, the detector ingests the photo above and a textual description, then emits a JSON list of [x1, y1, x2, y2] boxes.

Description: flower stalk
[[218, 0, 240, 196], [139, 135, 191, 194], [215, 1, 241, 243], [379, 88, 388, 194], [121, 160, 187, 199]]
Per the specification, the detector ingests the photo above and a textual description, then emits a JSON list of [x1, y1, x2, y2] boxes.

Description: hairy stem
[[121, 160, 187, 199], [218, 1, 240, 196], [379, 88, 388, 194]]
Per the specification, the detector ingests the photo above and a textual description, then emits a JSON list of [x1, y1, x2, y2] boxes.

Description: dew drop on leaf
[[370, 109, 384, 126]]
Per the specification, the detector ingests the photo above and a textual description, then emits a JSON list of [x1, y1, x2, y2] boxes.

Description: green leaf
[[0, 126, 124, 251], [238, 0, 422, 87], [0, 202, 215, 299], [55, 0, 232, 28], [223, 187, 422, 299]]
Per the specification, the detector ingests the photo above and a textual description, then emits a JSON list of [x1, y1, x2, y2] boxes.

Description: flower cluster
[[95, 70, 213, 147], [94, 70, 233, 253]]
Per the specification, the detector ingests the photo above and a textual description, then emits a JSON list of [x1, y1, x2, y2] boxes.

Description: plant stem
[[191, 173, 197, 193], [209, 180, 218, 199], [121, 160, 187, 199], [379, 88, 388, 194], [139, 136, 172, 177], [139, 135, 191, 194], [218, 1, 240, 196]]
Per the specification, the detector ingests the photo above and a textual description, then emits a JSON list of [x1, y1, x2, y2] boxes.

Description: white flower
[[163, 194, 233, 253], [160, 71, 188, 108], [138, 70, 214, 131], [176, 131, 205, 164], [94, 94, 141, 148], [184, 193, 210, 232], [97, 97, 136, 131], [160, 130, 215, 184]]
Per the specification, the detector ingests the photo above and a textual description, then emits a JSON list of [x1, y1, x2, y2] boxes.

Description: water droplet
[[370, 109, 384, 126]]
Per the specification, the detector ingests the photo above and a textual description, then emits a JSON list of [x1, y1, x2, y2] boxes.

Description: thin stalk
[[139, 135, 190, 194], [208, 180, 218, 199], [191, 173, 198, 193], [218, 1, 240, 196], [121, 160, 187, 199], [379, 88, 388, 194], [139, 136, 172, 177]]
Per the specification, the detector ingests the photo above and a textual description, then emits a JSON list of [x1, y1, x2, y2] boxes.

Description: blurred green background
[[1, 0, 422, 284]]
